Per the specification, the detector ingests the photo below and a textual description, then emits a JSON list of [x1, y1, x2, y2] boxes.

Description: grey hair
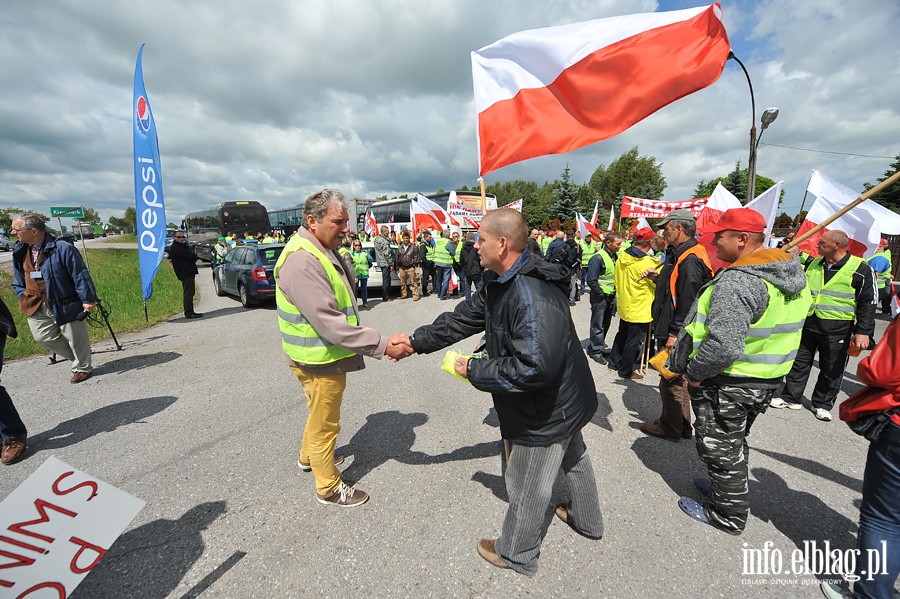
[[302, 189, 348, 224], [824, 230, 849, 248], [669, 219, 696, 237], [14, 214, 47, 233]]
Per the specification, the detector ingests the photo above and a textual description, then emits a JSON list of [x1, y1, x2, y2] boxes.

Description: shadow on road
[[95, 351, 181, 374], [168, 306, 247, 322], [591, 392, 613, 432], [753, 447, 863, 493], [630, 435, 703, 497], [73, 500, 232, 599], [26, 396, 178, 457], [337, 410, 499, 485], [750, 467, 857, 576]]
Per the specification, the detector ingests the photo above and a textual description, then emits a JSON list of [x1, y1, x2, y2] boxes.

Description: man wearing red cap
[[668, 208, 811, 535]]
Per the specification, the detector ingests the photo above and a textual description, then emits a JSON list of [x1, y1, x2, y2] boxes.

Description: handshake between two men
[[384, 333, 471, 379]]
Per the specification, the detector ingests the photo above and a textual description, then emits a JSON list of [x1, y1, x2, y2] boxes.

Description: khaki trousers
[[27, 304, 92, 373], [290, 366, 346, 496], [398, 266, 419, 299]]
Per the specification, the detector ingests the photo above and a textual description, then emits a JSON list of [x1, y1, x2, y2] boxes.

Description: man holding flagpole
[[771, 230, 877, 420]]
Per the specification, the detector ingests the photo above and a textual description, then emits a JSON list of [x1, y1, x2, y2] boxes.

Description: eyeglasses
[[174, 236, 185, 239], [9, 228, 28, 234]]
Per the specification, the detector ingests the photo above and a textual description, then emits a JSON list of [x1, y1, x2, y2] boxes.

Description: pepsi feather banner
[[132, 44, 167, 301]]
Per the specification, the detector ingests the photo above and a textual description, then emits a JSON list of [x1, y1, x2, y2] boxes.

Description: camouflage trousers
[[689, 382, 774, 534]]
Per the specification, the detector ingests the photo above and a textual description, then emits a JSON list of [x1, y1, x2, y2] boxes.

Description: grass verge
[[104, 234, 137, 243], [2, 248, 185, 360]]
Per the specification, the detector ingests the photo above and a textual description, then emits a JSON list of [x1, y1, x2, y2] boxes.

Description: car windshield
[[258, 247, 283, 266]]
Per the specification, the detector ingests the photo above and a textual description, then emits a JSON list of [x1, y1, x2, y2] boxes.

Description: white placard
[[0, 457, 145, 597]]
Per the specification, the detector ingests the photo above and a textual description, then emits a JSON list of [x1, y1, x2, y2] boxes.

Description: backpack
[[548, 245, 569, 265]]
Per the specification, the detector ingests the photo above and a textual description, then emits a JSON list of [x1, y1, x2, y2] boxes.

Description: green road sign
[[50, 206, 85, 218]]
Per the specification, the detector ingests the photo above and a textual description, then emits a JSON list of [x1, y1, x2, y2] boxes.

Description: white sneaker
[[819, 581, 852, 598], [814, 408, 833, 422], [770, 398, 802, 410]]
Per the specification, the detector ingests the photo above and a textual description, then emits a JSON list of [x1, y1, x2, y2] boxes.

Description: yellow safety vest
[[580, 240, 598, 267], [806, 256, 862, 320], [686, 278, 809, 378], [596, 248, 616, 294], [274, 236, 358, 365], [866, 250, 892, 290], [433, 238, 453, 266]]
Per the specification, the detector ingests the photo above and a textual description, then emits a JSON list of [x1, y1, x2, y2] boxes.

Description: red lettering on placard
[[0, 536, 45, 554], [68, 536, 106, 574], [52, 472, 99, 502], [16, 581, 66, 598], [0, 549, 36, 569], [7, 499, 77, 544]]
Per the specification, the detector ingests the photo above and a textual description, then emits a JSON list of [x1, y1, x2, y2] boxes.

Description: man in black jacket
[[638, 210, 712, 441], [168, 231, 203, 319], [392, 209, 603, 576], [458, 231, 482, 300]]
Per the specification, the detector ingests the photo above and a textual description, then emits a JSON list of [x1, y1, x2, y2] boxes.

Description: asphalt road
[[0, 262, 890, 598]]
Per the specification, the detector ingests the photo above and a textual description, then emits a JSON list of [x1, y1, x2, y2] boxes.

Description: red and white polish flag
[[796, 170, 900, 258], [472, 3, 731, 175], [410, 198, 445, 236], [576, 213, 602, 240]]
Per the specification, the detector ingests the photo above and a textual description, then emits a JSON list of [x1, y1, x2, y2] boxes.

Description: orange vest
[[669, 244, 712, 308]]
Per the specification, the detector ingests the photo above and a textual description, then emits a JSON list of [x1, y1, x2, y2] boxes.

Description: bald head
[[481, 208, 528, 251], [822, 230, 849, 248]]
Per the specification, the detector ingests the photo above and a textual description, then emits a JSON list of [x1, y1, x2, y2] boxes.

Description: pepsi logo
[[136, 96, 151, 132]]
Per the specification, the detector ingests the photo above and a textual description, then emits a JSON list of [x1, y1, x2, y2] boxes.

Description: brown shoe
[[70, 371, 93, 384], [316, 482, 369, 507], [555, 505, 569, 524], [639, 421, 680, 442], [297, 455, 345, 472], [1, 437, 27, 465], [622, 371, 644, 381], [476, 539, 510, 570]]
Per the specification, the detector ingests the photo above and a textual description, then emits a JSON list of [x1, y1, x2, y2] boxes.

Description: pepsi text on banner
[[133, 44, 167, 301]]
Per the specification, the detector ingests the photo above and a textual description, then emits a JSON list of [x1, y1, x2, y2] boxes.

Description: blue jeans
[[854, 424, 900, 599], [436, 265, 452, 299], [0, 333, 26, 441], [587, 293, 615, 356], [356, 277, 369, 305]]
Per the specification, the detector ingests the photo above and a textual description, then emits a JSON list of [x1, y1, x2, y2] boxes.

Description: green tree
[[80, 207, 101, 225], [0, 207, 51, 234], [108, 215, 132, 233], [863, 153, 900, 211], [485, 179, 554, 229], [588, 147, 667, 203], [549, 164, 578, 223], [123, 206, 137, 233]]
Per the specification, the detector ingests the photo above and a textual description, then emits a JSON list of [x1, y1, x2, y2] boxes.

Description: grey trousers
[[27, 304, 92, 373], [495, 430, 603, 575]]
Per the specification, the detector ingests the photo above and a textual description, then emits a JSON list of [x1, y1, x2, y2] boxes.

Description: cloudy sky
[[1, 0, 898, 226]]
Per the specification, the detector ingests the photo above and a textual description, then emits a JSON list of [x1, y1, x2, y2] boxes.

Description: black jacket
[[460, 240, 483, 279], [167, 240, 200, 280], [409, 250, 596, 446], [652, 238, 712, 338]]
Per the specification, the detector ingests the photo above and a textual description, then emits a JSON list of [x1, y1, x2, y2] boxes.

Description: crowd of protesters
[[4, 195, 895, 594]]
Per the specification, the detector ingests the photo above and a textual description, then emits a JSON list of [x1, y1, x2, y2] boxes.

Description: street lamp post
[[729, 53, 778, 202]]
